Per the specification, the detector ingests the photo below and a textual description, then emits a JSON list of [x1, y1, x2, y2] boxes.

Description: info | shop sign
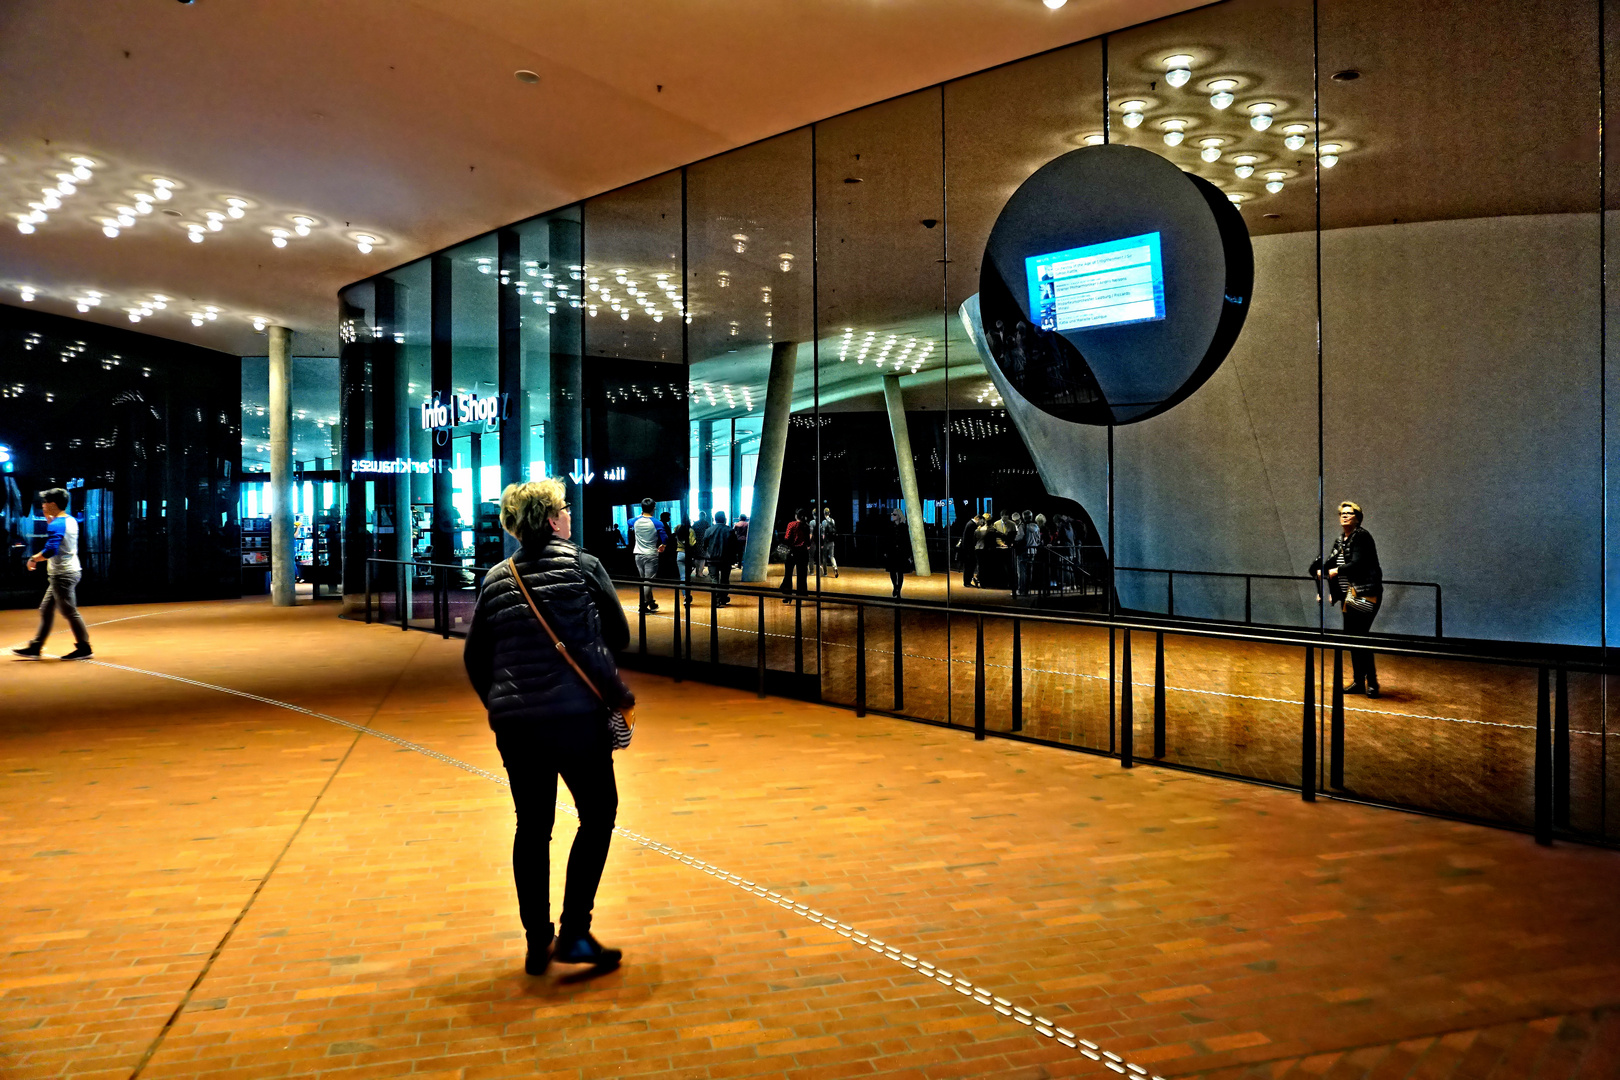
[[420, 391, 508, 433]]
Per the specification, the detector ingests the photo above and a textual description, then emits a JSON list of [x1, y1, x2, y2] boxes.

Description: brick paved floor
[[4, 598, 1620, 1079]]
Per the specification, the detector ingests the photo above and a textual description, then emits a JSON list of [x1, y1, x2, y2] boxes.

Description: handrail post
[[1120, 628, 1134, 767], [1330, 649, 1346, 789], [1553, 666, 1570, 829], [638, 600, 647, 657], [1244, 575, 1252, 625], [794, 597, 803, 676], [893, 607, 905, 712], [756, 594, 767, 698], [683, 587, 693, 664], [672, 587, 682, 682], [855, 604, 867, 717], [1434, 585, 1443, 638], [709, 586, 719, 664], [399, 563, 408, 631], [974, 615, 986, 740], [365, 560, 373, 624], [1108, 626, 1116, 753], [438, 568, 449, 639], [1301, 646, 1316, 802], [1167, 571, 1174, 617], [1153, 631, 1165, 758], [1535, 666, 1552, 844], [1011, 618, 1023, 732]]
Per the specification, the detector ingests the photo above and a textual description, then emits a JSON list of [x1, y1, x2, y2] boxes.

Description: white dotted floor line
[[87, 657, 1162, 1076]]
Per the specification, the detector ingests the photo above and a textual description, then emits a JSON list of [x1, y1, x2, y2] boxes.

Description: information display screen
[[1026, 232, 1165, 332]]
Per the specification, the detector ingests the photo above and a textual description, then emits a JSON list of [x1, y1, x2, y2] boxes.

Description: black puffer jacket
[[463, 534, 633, 730]]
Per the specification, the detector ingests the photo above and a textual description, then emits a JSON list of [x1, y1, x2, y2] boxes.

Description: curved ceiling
[[0, 0, 1208, 358]]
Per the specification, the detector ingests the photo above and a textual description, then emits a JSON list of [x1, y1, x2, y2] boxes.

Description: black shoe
[[62, 645, 93, 661], [552, 933, 621, 970], [11, 644, 41, 659], [524, 938, 554, 975], [1342, 682, 1365, 697], [1366, 683, 1380, 699]]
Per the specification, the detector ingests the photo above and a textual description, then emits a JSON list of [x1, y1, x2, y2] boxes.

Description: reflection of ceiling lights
[[353, 233, 378, 254], [1163, 54, 1194, 88], [1232, 154, 1258, 179], [1247, 102, 1276, 131], [1264, 171, 1287, 193], [1282, 123, 1310, 151], [732, 232, 748, 254], [1319, 143, 1342, 168], [1227, 192, 1249, 204], [1042, 0, 1066, 9], [778, 252, 794, 272], [1160, 119, 1187, 147], [1198, 137, 1225, 163], [1207, 79, 1237, 110], [1119, 99, 1146, 128], [1082, 133, 1105, 146]]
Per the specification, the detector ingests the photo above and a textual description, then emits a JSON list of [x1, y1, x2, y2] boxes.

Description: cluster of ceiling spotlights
[[8, 152, 384, 253], [839, 328, 936, 374], [1078, 53, 1351, 205], [12, 282, 271, 332], [13, 155, 99, 234]]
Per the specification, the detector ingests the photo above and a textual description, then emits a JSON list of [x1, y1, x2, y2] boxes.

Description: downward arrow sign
[[582, 456, 595, 484], [567, 457, 584, 484]]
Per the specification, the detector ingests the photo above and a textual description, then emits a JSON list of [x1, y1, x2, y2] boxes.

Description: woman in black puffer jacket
[[464, 478, 633, 975]]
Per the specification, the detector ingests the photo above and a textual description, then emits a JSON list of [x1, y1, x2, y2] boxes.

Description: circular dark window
[[979, 144, 1253, 426]]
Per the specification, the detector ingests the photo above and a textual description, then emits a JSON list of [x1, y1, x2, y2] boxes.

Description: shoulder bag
[[505, 558, 635, 750]]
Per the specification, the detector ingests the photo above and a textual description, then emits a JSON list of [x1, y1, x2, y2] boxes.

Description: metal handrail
[[1117, 565, 1444, 638], [361, 556, 1603, 847]]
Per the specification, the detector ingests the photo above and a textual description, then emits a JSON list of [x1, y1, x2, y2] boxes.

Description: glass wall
[[338, 0, 1618, 842]]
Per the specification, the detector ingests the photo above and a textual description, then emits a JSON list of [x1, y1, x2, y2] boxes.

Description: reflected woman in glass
[[883, 507, 911, 598], [1312, 500, 1383, 697], [464, 479, 633, 975]]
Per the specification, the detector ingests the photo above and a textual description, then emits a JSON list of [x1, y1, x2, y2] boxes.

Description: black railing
[[1117, 565, 1444, 638], [362, 557, 1612, 849]]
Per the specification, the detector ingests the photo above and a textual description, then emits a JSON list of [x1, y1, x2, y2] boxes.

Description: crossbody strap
[[505, 557, 606, 704]]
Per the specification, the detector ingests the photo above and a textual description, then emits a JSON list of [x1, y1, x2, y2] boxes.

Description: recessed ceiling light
[[162, 208, 182, 217], [515, 70, 540, 84], [1331, 69, 1361, 82]]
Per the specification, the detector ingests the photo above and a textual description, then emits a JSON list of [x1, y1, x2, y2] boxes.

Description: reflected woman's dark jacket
[[1312, 527, 1382, 605]]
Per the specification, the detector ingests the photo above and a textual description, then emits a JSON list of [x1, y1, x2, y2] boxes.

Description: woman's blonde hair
[[1338, 500, 1363, 521], [501, 479, 568, 543]]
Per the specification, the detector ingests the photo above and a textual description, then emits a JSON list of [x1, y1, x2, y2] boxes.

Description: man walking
[[632, 498, 667, 613], [817, 507, 839, 579], [706, 510, 735, 605], [13, 487, 93, 660]]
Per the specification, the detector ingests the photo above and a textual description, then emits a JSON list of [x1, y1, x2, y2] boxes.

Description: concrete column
[[268, 325, 296, 606], [883, 374, 931, 577], [741, 340, 797, 581]]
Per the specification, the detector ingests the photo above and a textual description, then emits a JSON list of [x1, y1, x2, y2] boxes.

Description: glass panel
[[1320, 0, 1600, 828], [687, 130, 815, 675], [813, 88, 949, 713], [583, 173, 687, 577]]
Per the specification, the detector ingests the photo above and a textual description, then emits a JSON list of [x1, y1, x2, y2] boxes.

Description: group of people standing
[[629, 499, 749, 612], [956, 509, 1080, 597]]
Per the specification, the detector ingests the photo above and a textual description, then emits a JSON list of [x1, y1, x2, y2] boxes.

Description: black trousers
[[1342, 601, 1380, 687], [889, 569, 904, 596], [714, 562, 732, 603], [779, 550, 808, 595], [494, 722, 618, 946]]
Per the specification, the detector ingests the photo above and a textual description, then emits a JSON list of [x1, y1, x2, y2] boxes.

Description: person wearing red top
[[779, 508, 810, 602]]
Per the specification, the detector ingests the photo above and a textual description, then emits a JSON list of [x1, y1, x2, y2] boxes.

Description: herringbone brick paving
[[3, 598, 1619, 1079]]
